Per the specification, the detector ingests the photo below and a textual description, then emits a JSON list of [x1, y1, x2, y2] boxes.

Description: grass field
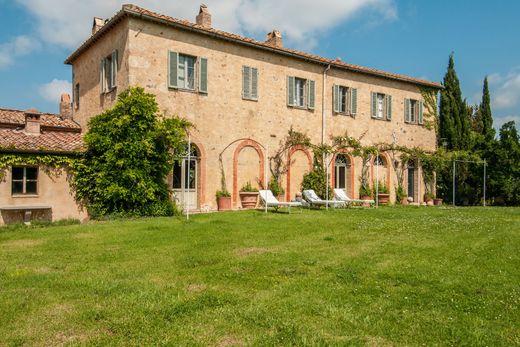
[[1, 207, 519, 346]]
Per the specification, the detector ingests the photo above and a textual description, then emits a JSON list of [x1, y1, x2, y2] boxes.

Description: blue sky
[[1, 0, 519, 130]]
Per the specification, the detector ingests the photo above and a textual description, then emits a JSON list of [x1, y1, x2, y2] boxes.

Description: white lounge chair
[[334, 188, 375, 207], [259, 190, 302, 212], [303, 190, 345, 208]]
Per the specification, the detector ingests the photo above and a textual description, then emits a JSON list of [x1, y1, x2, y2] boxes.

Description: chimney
[[24, 108, 41, 135], [92, 17, 104, 35], [196, 4, 212, 28], [266, 30, 283, 48], [60, 93, 72, 119]]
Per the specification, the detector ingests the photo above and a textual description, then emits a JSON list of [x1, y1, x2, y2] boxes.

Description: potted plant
[[358, 184, 372, 207], [374, 180, 390, 205], [433, 197, 443, 206], [216, 190, 231, 211], [424, 192, 435, 204], [268, 176, 285, 202], [239, 181, 259, 209], [396, 184, 408, 205]]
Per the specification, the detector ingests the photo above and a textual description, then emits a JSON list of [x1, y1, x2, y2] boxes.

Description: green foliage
[[372, 180, 389, 195], [73, 86, 191, 218], [0, 153, 79, 181], [301, 169, 332, 199], [239, 181, 257, 192], [395, 185, 406, 203], [268, 176, 285, 196], [215, 190, 231, 199], [359, 184, 372, 198]]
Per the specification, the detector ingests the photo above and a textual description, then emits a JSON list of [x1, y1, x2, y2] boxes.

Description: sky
[[0, 0, 519, 131]]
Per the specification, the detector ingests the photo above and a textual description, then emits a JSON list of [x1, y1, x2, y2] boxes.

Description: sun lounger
[[259, 190, 302, 212], [303, 190, 345, 208], [333, 188, 374, 207]]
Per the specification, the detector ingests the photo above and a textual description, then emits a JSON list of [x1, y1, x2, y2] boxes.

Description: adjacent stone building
[[65, 4, 441, 210]]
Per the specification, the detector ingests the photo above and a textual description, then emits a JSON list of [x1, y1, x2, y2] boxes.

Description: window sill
[[11, 194, 39, 198], [242, 97, 258, 102], [288, 105, 313, 111], [371, 117, 390, 121]]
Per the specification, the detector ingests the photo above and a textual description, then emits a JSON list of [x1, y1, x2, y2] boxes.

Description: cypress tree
[[479, 77, 495, 140]]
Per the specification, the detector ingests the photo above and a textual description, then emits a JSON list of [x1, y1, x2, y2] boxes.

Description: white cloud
[[16, 0, 397, 50], [38, 79, 72, 103], [495, 115, 520, 130], [488, 69, 520, 110], [0, 35, 40, 68]]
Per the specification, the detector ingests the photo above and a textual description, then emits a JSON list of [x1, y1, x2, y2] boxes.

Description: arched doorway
[[286, 145, 312, 201], [372, 154, 390, 190], [232, 140, 265, 207], [173, 145, 199, 210], [334, 154, 353, 198]]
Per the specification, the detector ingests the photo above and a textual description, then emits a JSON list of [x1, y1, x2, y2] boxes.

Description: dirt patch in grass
[[218, 336, 245, 347], [234, 247, 269, 257], [72, 233, 97, 240], [186, 283, 207, 293], [1, 239, 43, 248]]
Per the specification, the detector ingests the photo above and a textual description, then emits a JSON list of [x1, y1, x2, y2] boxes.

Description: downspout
[[322, 64, 331, 144]]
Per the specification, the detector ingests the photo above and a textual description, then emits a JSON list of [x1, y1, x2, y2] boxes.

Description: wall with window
[[0, 165, 87, 225]]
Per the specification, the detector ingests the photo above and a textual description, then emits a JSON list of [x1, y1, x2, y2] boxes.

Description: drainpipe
[[322, 64, 331, 144]]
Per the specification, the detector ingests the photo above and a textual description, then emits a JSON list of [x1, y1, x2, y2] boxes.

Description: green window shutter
[[287, 76, 295, 106], [100, 59, 105, 94], [351, 88, 358, 116], [333, 84, 339, 113], [242, 66, 251, 98], [308, 80, 316, 109], [386, 95, 392, 120], [418, 101, 424, 125], [199, 57, 208, 94], [168, 51, 179, 89], [404, 98, 411, 123], [111, 50, 118, 89], [371, 92, 377, 118], [251, 67, 258, 100]]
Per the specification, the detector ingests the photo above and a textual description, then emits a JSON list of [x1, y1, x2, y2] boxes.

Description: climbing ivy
[[0, 153, 80, 181]]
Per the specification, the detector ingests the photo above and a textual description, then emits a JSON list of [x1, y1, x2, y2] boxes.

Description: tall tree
[[439, 54, 471, 150], [479, 77, 495, 140]]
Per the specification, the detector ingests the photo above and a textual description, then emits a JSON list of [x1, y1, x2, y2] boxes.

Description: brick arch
[[232, 139, 265, 206], [189, 138, 206, 208], [330, 151, 355, 198], [286, 145, 313, 201], [370, 152, 391, 191]]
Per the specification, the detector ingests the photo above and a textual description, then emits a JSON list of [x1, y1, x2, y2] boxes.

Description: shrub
[[216, 190, 231, 199], [268, 176, 285, 197], [372, 180, 389, 195], [240, 181, 257, 192], [359, 184, 372, 198], [302, 169, 333, 199]]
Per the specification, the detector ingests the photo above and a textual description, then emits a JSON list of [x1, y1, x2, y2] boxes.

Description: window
[[287, 76, 315, 109], [333, 85, 357, 116], [371, 92, 392, 120], [168, 51, 208, 93], [100, 50, 118, 93], [374, 155, 386, 167], [11, 167, 38, 195], [74, 83, 80, 109], [242, 66, 258, 100], [405, 98, 424, 124]]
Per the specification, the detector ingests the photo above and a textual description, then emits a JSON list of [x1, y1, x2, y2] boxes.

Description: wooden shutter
[[111, 50, 118, 89], [242, 66, 251, 98], [99, 59, 105, 94], [308, 80, 316, 109], [251, 67, 258, 100], [404, 98, 411, 123], [168, 51, 179, 89], [371, 92, 377, 118], [418, 101, 424, 125], [351, 88, 358, 116], [386, 95, 392, 120], [333, 84, 340, 113], [287, 76, 295, 106], [199, 57, 208, 93]]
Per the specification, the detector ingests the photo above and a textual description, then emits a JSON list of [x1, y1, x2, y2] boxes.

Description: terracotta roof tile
[[65, 4, 442, 89], [0, 108, 81, 131]]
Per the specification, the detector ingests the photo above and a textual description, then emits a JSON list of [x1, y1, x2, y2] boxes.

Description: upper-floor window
[[11, 167, 38, 195], [287, 76, 315, 110], [74, 83, 80, 109], [100, 50, 118, 94], [405, 98, 424, 125], [242, 66, 258, 100], [168, 51, 208, 94], [371, 92, 392, 120], [333, 84, 357, 116]]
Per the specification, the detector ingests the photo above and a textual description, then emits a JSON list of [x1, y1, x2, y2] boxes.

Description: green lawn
[[1, 207, 519, 346]]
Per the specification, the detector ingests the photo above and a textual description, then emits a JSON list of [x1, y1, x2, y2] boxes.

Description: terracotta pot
[[277, 194, 285, 202], [400, 197, 409, 205], [424, 195, 434, 203], [217, 196, 231, 211], [239, 192, 259, 209], [378, 193, 390, 205], [361, 195, 372, 208], [433, 198, 443, 206]]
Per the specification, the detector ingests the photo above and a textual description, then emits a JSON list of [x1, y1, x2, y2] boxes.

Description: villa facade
[[64, 4, 441, 211]]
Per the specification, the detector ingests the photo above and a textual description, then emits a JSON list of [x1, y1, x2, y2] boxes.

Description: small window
[[371, 92, 392, 120], [295, 78, 306, 107], [405, 98, 423, 124], [287, 76, 315, 109], [168, 51, 208, 93], [11, 167, 38, 195], [178, 54, 196, 90], [242, 66, 258, 100], [333, 84, 357, 116], [100, 50, 118, 94]]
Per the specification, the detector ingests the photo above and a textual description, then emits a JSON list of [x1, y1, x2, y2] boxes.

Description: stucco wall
[[72, 17, 435, 208], [0, 166, 88, 225]]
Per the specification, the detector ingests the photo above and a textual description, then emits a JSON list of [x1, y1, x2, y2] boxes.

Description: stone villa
[[0, 4, 441, 222]]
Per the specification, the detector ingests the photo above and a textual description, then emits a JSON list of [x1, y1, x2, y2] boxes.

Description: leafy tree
[[73, 87, 191, 217], [493, 121, 520, 204]]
